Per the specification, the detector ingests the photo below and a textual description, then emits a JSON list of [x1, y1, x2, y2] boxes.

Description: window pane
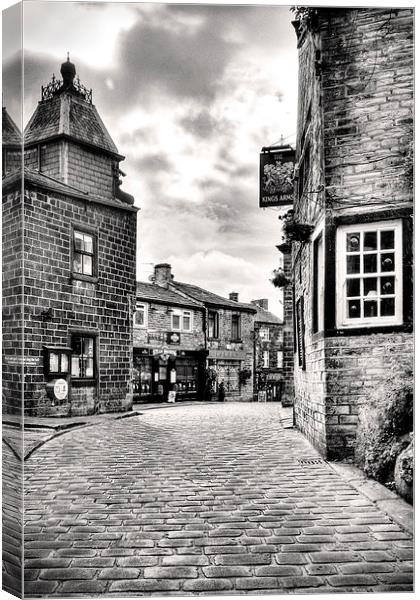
[[363, 254, 377, 273], [381, 230, 395, 250], [135, 308, 144, 326], [380, 298, 395, 316], [84, 338, 94, 356], [364, 300, 378, 318], [49, 352, 59, 372], [85, 358, 94, 377], [172, 315, 180, 329], [381, 253, 395, 272], [183, 315, 190, 330], [72, 336, 82, 355], [74, 231, 84, 251], [346, 233, 360, 252], [347, 299, 360, 319], [71, 356, 80, 377], [73, 253, 83, 273], [83, 255, 93, 276], [83, 233, 93, 254], [363, 278, 377, 297], [346, 279, 360, 297], [347, 255, 360, 274], [61, 354, 69, 373], [381, 276, 395, 295], [363, 231, 377, 251]]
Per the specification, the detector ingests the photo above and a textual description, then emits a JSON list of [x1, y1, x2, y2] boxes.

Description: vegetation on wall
[[355, 363, 413, 487], [270, 268, 291, 289]]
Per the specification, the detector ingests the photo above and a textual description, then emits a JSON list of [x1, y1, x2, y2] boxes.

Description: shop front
[[133, 347, 205, 403]]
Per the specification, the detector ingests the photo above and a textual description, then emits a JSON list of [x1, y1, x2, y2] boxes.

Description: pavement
[[2, 402, 414, 596]]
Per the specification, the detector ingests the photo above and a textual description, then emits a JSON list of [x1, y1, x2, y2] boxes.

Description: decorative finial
[[67, 51, 70, 62]]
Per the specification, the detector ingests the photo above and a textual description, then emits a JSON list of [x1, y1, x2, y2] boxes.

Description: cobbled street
[[23, 403, 413, 596]]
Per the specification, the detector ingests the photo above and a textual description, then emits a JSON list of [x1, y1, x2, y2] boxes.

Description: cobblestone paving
[[24, 403, 413, 596]]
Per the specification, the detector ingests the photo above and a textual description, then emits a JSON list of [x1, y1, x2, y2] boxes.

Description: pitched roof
[[24, 93, 121, 157], [2, 107, 21, 147], [2, 168, 137, 212], [171, 281, 256, 313], [136, 281, 204, 309], [253, 304, 283, 325]]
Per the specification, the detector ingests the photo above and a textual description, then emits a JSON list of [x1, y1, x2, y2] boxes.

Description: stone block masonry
[[19, 187, 136, 416], [292, 8, 413, 459]]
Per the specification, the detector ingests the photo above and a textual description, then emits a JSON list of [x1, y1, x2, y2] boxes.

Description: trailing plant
[[270, 268, 291, 289], [355, 363, 413, 484], [280, 210, 314, 244]]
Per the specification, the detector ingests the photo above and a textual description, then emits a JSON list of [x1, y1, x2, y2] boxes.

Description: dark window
[[73, 230, 95, 276], [71, 335, 95, 379], [208, 311, 219, 338], [231, 314, 241, 340], [313, 233, 324, 333]]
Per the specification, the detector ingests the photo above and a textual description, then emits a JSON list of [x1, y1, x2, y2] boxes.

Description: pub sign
[[259, 144, 295, 207]]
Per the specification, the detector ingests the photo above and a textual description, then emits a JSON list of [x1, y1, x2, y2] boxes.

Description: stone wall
[[292, 7, 413, 459], [19, 187, 137, 416], [133, 301, 205, 352], [67, 144, 115, 200], [2, 191, 24, 415]]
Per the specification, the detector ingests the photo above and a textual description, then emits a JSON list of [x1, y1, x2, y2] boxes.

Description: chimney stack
[[229, 292, 239, 302], [153, 263, 173, 286], [251, 299, 269, 310]]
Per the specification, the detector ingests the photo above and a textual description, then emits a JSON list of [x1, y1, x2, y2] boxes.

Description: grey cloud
[[179, 110, 225, 139], [133, 152, 174, 173]]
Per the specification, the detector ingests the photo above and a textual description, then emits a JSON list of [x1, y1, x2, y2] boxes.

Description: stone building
[[290, 8, 413, 458], [251, 299, 284, 403], [133, 272, 206, 402], [139, 264, 257, 402], [2, 58, 138, 416]]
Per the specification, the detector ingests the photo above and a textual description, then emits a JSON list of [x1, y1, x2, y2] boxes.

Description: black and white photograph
[[1, 0, 414, 597]]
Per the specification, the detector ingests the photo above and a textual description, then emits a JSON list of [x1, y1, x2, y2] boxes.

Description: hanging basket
[[270, 268, 291, 289]]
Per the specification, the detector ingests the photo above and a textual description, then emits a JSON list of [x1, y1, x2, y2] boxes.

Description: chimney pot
[[153, 263, 173, 287], [229, 292, 239, 302]]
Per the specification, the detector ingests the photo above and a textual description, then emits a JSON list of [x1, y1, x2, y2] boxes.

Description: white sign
[[168, 391, 176, 403], [54, 378, 68, 401]]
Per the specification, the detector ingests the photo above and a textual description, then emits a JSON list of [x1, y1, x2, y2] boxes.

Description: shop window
[[208, 310, 219, 339], [134, 302, 147, 328], [263, 350, 270, 368], [73, 228, 96, 278], [171, 310, 192, 332], [231, 314, 241, 341], [43, 346, 71, 376], [336, 220, 403, 327], [260, 327, 270, 341], [71, 335, 95, 379]]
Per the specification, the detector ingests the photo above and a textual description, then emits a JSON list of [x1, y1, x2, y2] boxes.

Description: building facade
[[290, 8, 413, 459], [251, 299, 285, 403], [136, 264, 257, 402], [2, 58, 138, 417], [133, 277, 206, 402]]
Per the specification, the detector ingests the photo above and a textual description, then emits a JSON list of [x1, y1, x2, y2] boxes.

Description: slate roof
[[136, 281, 204, 310], [24, 94, 121, 157], [2, 107, 21, 147], [253, 304, 283, 325], [2, 168, 137, 212], [171, 281, 257, 313]]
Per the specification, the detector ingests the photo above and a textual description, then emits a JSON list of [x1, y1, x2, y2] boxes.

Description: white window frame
[[263, 350, 270, 369], [134, 302, 148, 328], [171, 309, 192, 332], [336, 220, 403, 328], [260, 327, 270, 341]]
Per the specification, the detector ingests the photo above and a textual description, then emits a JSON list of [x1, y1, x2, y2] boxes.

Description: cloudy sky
[[3, 0, 298, 317]]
